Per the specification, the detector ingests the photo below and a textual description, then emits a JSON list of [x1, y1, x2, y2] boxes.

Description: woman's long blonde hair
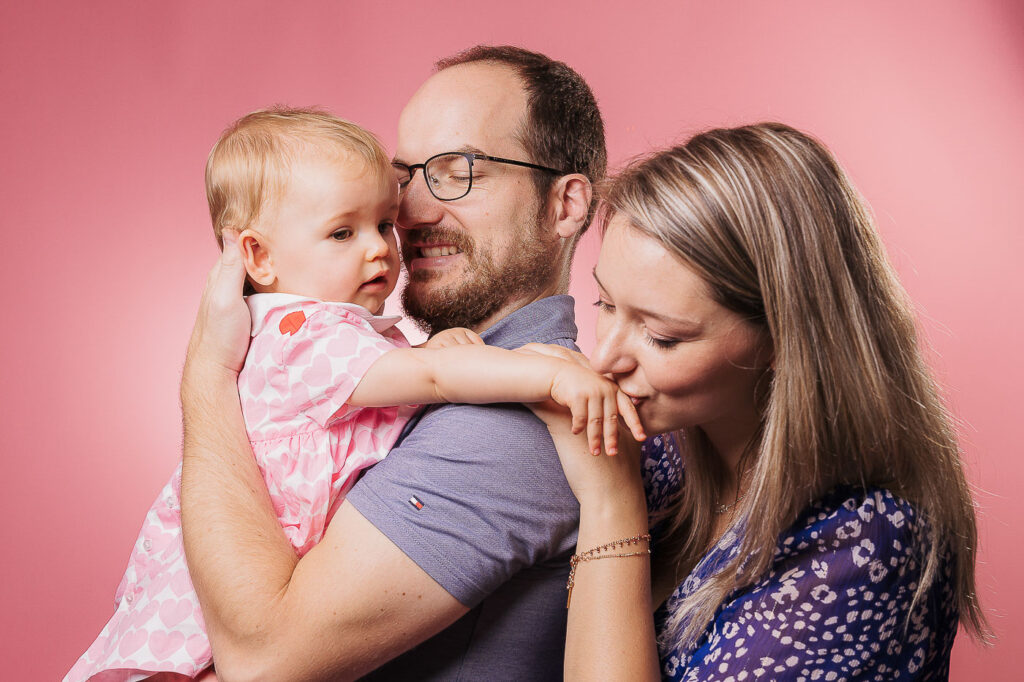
[[602, 123, 988, 648]]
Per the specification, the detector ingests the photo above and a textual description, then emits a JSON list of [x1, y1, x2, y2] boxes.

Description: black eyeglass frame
[[393, 152, 568, 202]]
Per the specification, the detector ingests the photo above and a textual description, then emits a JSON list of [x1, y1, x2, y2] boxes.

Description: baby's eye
[[378, 221, 395, 234], [331, 228, 353, 241]]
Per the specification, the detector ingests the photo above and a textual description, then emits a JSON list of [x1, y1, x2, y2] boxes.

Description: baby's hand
[[421, 327, 485, 349], [519, 344, 645, 455]]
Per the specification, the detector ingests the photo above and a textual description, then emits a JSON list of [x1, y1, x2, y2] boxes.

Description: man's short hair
[[435, 46, 607, 233], [205, 107, 390, 244]]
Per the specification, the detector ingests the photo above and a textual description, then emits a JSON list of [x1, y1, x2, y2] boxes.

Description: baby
[[66, 108, 642, 681]]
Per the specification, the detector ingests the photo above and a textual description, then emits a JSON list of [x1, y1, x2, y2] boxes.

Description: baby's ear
[[238, 228, 276, 286]]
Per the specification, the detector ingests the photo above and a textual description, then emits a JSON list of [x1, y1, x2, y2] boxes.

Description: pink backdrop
[[2, 1, 1020, 677]]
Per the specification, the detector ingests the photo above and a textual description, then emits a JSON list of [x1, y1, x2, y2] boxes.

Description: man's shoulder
[[396, 402, 553, 460]]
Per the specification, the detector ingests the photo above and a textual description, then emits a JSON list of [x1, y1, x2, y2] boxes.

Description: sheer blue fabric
[[642, 436, 958, 681]]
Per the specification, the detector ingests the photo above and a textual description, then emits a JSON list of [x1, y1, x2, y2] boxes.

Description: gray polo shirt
[[348, 295, 580, 681]]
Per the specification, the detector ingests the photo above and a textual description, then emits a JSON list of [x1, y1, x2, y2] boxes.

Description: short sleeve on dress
[[274, 308, 401, 428]]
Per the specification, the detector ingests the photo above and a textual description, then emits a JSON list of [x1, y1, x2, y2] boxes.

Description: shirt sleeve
[[272, 308, 400, 428], [669, 491, 949, 681], [346, 402, 580, 607]]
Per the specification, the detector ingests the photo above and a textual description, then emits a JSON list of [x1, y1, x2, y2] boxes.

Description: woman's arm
[[529, 400, 661, 680]]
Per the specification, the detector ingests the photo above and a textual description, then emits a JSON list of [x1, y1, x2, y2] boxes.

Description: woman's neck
[[701, 407, 761, 502]]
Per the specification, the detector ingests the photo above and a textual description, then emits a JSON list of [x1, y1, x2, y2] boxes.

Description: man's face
[[393, 62, 558, 333]]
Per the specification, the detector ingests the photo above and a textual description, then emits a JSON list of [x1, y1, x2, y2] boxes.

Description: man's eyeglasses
[[392, 152, 567, 202]]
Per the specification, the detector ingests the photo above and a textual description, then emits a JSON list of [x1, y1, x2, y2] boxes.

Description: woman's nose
[[590, 321, 636, 377]]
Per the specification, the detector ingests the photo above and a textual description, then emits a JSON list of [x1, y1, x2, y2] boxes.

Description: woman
[[542, 123, 988, 679]]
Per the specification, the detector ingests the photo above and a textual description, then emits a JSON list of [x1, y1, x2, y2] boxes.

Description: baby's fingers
[[459, 328, 485, 346], [603, 393, 620, 456], [616, 391, 647, 442], [569, 395, 588, 437], [587, 394, 604, 455]]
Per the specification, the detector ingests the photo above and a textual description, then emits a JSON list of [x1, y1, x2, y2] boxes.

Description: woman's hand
[[184, 229, 252, 379], [530, 398, 646, 506]]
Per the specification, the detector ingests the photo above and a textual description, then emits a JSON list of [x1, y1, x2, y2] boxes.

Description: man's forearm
[[179, 359, 298, 654]]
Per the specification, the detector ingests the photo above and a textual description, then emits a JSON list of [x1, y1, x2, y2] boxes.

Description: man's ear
[[547, 174, 592, 240], [238, 228, 276, 286]]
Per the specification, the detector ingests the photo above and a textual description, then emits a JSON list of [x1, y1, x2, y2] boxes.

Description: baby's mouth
[[361, 272, 390, 288]]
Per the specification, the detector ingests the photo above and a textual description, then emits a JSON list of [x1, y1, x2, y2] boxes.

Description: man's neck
[[469, 281, 567, 334]]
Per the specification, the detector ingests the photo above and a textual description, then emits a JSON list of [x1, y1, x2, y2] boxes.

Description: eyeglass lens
[[394, 153, 473, 201]]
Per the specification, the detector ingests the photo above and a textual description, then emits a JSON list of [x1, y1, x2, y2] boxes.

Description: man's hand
[[184, 229, 252, 378]]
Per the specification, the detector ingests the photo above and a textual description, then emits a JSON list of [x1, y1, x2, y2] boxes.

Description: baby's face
[[258, 154, 400, 313]]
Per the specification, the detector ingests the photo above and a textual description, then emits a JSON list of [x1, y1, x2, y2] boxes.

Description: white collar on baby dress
[[245, 293, 404, 336]]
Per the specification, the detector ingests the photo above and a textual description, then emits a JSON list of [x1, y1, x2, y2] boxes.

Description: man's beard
[[401, 215, 557, 334]]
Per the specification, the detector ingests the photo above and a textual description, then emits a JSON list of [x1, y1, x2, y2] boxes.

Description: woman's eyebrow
[[592, 268, 701, 327]]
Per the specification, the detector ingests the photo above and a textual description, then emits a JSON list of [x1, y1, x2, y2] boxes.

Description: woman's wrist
[[578, 486, 648, 538]]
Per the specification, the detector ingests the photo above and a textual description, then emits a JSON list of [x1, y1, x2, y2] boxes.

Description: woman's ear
[[548, 174, 593, 240], [238, 228, 275, 286]]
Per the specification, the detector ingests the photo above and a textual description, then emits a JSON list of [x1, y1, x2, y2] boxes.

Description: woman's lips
[[620, 391, 646, 407]]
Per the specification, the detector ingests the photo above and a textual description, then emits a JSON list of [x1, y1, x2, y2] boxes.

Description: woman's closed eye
[[644, 333, 682, 350]]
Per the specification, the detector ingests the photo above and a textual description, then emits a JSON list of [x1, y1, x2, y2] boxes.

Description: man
[[180, 45, 607, 680]]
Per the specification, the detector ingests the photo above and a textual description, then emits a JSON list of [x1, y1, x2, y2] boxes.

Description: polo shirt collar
[[479, 295, 578, 349]]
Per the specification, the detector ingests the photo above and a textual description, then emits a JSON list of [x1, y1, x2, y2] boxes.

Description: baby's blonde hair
[[205, 107, 391, 244]]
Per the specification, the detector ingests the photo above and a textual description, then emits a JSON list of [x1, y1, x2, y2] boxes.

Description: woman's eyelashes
[[644, 333, 682, 350], [595, 299, 682, 349]]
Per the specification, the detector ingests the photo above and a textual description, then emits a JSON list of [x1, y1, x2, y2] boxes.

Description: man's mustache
[[400, 225, 476, 257]]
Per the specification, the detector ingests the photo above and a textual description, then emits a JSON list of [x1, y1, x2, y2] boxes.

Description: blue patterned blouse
[[642, 435, 959, 681]]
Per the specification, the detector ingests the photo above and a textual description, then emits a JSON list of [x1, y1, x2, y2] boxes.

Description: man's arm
[[180, 234, 467, 682]]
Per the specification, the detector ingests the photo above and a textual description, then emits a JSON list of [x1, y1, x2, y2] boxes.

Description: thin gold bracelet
[[566, 533, 651, 608]]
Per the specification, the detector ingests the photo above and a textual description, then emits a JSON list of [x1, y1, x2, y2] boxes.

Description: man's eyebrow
[[592, 269, 700, 327], [394, 145, 489, 166]]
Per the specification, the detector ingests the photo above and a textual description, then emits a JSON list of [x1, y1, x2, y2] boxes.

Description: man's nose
[[397, 172, 444, 231]]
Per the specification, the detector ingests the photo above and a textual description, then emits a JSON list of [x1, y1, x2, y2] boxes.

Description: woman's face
[[591, 216, 772, 444]]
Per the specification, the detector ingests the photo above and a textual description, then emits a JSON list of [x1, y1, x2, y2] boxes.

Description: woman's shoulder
[[780, 486, 928, 564], [659, 486, 958, 680]]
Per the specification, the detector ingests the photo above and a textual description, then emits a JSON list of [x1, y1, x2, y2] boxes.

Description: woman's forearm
[[565, 492, 660, 680]]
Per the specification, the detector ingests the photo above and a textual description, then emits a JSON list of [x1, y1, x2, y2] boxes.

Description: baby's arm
[[348, 342, 645, 455]]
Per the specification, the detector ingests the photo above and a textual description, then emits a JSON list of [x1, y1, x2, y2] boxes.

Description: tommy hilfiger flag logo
[[409, 495, 424, 510]]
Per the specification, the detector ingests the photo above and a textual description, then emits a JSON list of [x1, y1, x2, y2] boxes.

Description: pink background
[[2, 1, 1020, 678]]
